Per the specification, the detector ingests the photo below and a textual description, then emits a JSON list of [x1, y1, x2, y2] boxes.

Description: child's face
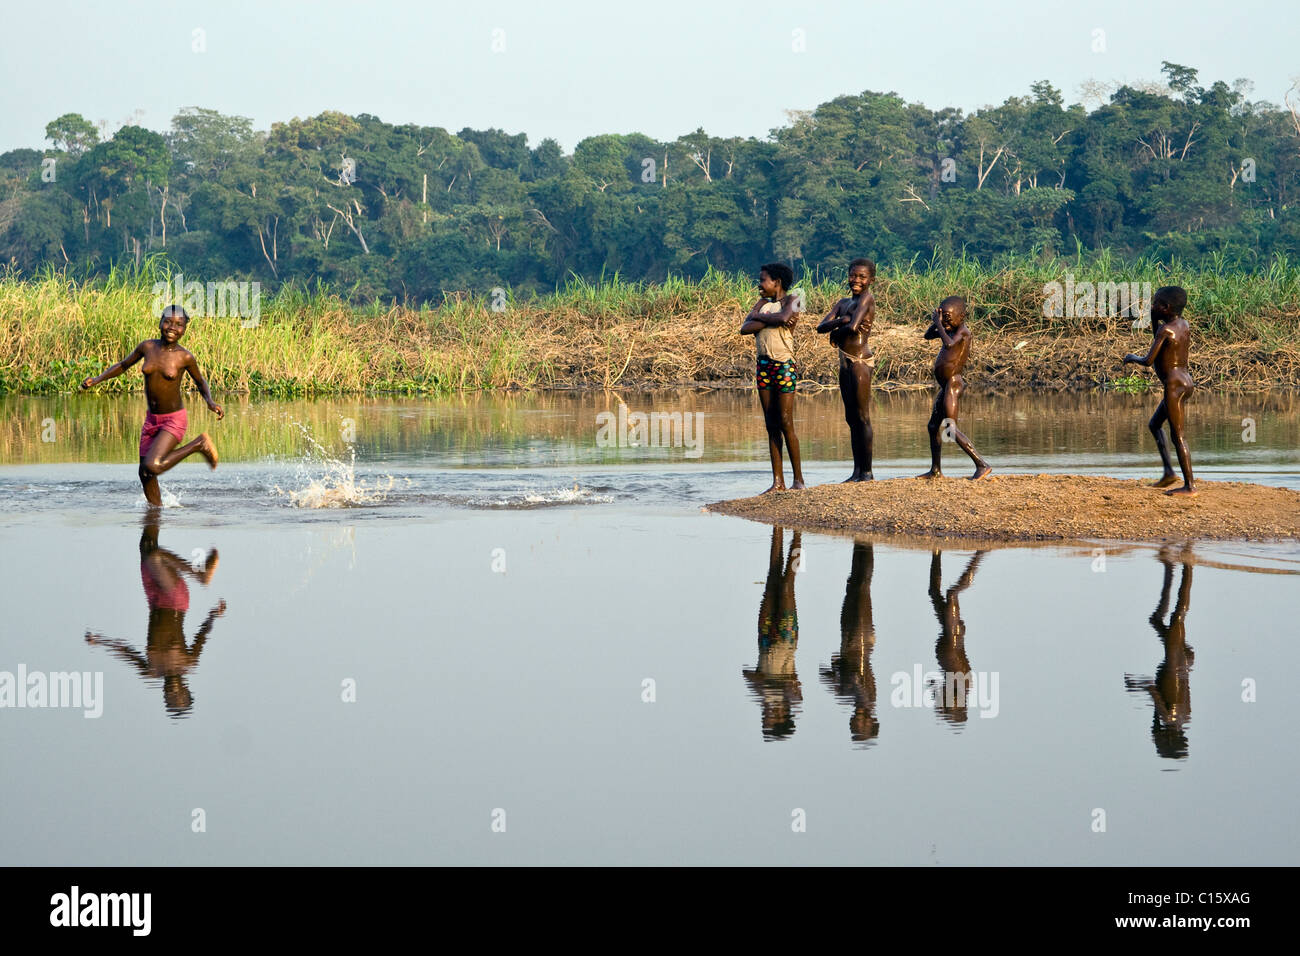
[[847, 266, 872, 295], [758, 271, 781, 298], [937, 303, 964, 330], [159, 313, 188, 345]]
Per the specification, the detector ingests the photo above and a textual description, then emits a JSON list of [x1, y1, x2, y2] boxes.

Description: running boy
[[817, 258, 876, 481], [81, 304, 222, 505], [740, 263, 805, 493], [917, 296, 991, 480]]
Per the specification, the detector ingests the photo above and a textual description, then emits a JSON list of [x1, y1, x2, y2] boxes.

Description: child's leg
[[838, 366, 862, 481], [138, 458, 163, 506], [943, 377, 991, 479], [142, 431, 217, 478], [1148, 397, 1177, 486], [849, 362, 873, 479], [918, 389, 946, 477], [1164, 381, 1195, 495], [759, 388, 786, 492], [777, 389, 805, 488]]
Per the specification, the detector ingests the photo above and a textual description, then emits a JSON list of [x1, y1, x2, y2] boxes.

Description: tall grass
[[2, 251, 1297, 395]]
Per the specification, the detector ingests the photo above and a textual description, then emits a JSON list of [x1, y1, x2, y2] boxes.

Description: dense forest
[[2, 63, 1298, 303]]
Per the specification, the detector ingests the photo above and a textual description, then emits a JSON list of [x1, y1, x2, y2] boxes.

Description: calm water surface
[[1, 390, 1297, 864]]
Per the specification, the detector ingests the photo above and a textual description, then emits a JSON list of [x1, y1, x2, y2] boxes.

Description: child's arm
[[741, 296, 795, 334], [186, 600, 226, 660], [743, 297, 768, 320], [1123, 327, 1172, 367], [84, 632, 150, 675], [741, 296, 768, 333], [81, 343, 146, 389], [927, 313, 955, 347], [923, 311, 942, 340], [185, 353, 224, 419], [764, 293, 801, 330], [845, 292, 875, 335], [816, 301, 847, 334]]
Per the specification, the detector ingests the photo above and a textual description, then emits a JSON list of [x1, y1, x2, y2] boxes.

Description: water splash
[[467, 482, 613, 509], [135, 488, 183, 508], [275, 421, 394, 508]]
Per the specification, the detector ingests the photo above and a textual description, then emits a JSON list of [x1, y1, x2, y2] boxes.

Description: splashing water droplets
[[275, 421, 394, 508]]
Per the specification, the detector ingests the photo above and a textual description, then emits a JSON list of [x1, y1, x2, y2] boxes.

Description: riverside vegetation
[[2, 252, 1298, 395]]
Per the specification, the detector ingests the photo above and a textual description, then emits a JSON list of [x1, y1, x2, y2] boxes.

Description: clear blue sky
[[3, 0, 1296, 154]]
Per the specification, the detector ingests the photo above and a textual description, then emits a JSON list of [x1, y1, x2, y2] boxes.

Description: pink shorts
[[140, 410, 188, 456], [141, 564, 190, 612]]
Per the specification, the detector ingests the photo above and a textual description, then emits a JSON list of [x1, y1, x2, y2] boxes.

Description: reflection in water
[[84, 515, 225, 718], [928, 550, 987, 725], [743, 528, 802, 740], [821, 541, 879, 746], [1125, 549, 1195, 759]]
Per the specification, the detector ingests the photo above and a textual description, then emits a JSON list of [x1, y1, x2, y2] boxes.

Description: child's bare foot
[[791, 480, 807, 490], [1152, 473, 1179, 488], [198, 433, 219, 469], [916, 469, 941, 479], [842, 471, 861, 483], [970, 464, 993, 481], [760, 482, 787, 495], [1165, 486, 1197, 497]]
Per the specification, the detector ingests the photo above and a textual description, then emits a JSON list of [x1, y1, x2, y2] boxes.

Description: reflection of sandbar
[[707, 475, 1300, 543]]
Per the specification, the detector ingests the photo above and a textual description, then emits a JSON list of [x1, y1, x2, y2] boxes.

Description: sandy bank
[[706, 474, 1300, 543]]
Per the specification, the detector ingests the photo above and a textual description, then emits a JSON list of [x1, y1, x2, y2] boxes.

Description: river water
[[1, 389, 1297, 864]]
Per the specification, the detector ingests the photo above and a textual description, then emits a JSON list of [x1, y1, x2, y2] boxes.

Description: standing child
[[917, 296, 992, 480], [739, 263, 805, 493], [81, 304, 223, 505], [1122, 286, 1195, 496], [817, 258, 877, 481]]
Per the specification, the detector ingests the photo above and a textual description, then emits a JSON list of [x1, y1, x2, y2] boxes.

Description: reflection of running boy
[[740, 264, 805, 494], [80, 304, 222, 506], [85, 518, 224, 717], [917, 297, 991, 481], [743, 528, 803, 740]]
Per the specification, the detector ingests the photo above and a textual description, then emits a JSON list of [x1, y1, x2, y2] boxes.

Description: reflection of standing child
[[820, 540, 879, 744], [1124, 550, 1195, 759], [927, 550, 985, 725], [743, 528, 803, 740], [739, 264, 805, 494], [80, 305, 222, 506], [917, 297, 991, 481]]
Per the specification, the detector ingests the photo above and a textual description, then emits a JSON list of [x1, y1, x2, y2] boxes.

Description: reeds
[[3, 251, 1297, 395]]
